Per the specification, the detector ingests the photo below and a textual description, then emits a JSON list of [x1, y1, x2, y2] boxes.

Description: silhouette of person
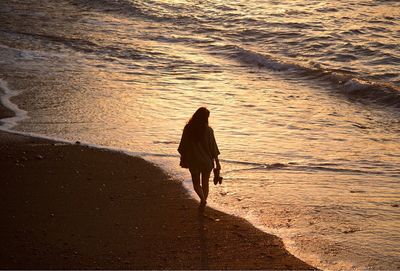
[[178, 107, 221, 209]]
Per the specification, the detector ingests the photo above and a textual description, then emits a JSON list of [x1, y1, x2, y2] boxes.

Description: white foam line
[[0, 79, 29, 130]]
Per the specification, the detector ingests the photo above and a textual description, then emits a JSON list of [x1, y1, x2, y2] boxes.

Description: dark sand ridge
[[0, 103, 316, 269]]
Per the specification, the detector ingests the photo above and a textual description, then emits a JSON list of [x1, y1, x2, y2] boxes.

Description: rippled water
[[1, 0, 400, 270]]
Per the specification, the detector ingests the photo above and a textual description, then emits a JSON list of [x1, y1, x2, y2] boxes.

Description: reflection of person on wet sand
[[178, 107, 221, 210]]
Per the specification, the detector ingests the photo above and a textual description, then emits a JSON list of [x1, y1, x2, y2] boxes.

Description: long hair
[[185, 107, 210, 142]]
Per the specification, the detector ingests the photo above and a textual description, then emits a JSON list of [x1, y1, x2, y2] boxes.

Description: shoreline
[[0, 101, 316, 269]]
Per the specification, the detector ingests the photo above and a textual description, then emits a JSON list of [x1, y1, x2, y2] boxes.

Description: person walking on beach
[[178, 107, 221, 209]]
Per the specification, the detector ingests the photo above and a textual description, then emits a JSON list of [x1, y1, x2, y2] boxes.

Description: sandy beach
[[0, 104, 315, 270]]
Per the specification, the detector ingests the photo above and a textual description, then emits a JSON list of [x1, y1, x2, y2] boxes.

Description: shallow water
[[1, 0, 400, 270]]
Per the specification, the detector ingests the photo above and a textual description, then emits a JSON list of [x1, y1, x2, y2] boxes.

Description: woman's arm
[[209, 128, 221, 170], [215, 156, 221, 170]]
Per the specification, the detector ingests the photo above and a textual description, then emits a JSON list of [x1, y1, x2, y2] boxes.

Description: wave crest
[[220, 44, 400, 108]]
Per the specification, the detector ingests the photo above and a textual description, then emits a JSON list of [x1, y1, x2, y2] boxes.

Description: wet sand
[[0, 104, 316, 269]]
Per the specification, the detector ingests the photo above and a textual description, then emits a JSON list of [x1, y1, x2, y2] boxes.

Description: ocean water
[[1, 0, 400, 269]]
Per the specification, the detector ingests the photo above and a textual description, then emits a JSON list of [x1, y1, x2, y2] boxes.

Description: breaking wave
[[218, 44, 400, 108]]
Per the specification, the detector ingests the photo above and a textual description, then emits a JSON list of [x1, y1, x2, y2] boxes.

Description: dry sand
[[0, 105, 316, 269]]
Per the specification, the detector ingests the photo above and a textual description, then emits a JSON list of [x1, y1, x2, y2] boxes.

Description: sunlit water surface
[[0, 0, 400, 270]]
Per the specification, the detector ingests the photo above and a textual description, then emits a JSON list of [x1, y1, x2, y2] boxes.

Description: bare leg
[[201, 170, 211, 201], [190, 169, 206, 205]]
